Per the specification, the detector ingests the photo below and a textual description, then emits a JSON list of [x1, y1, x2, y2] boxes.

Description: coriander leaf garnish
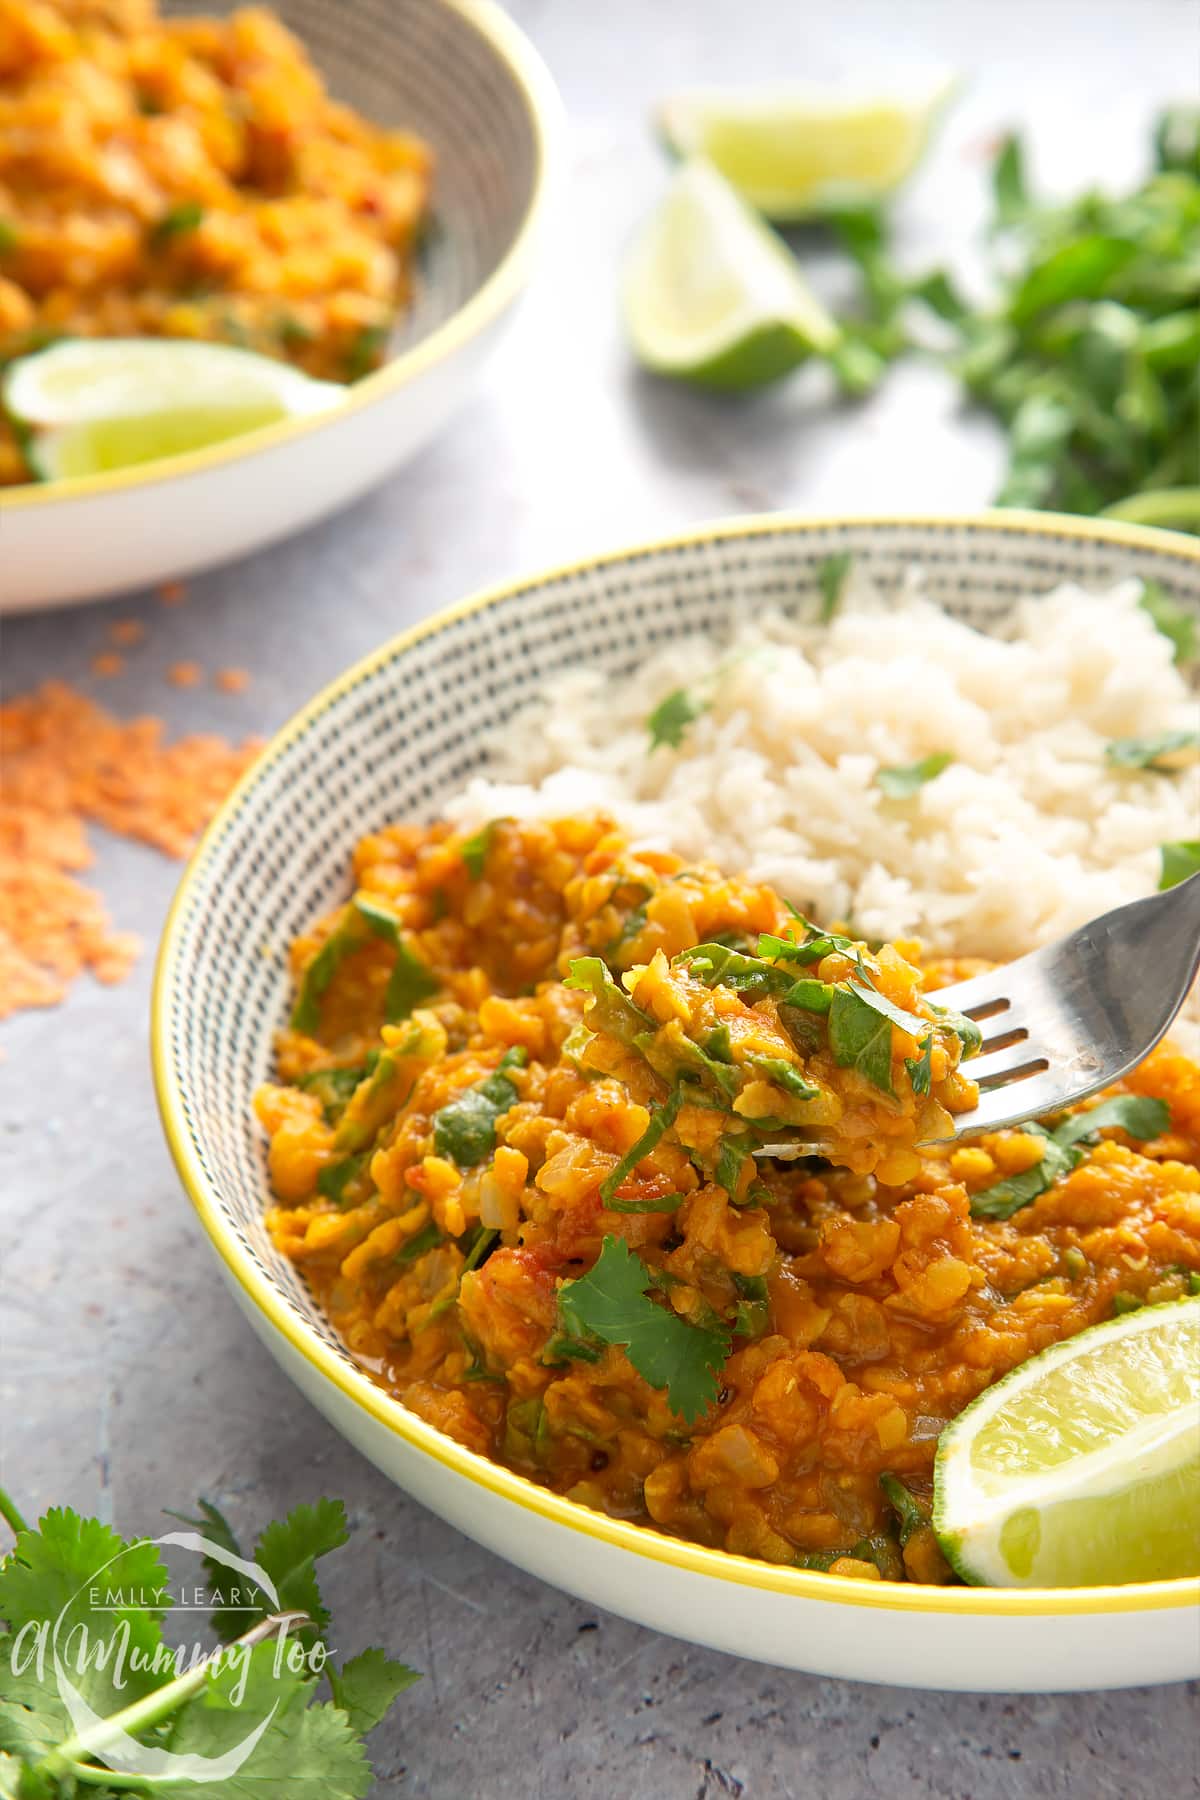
[[432, 1048, 526, 1168], [827, 985, 895, 1093], [879, 1473, 929, 1547], [383, 940, 439, 1022], [541, 1330, 603, 1366], [460, 822, 496, 880], [565, 955, 657, 1050], [970, 1094, 1169, 1218], [744, 1054, 819, 1100], [827, 977, 937, 1095], [969, 1123, 1072, 1220], [606, 1190, 686, 1214], [927, 999, 984, 1058], [1105, 729, 1200, 771], [905, 1036, 934, 1095], [1160, 840, 1200, 890], [637, 1028, 740, 1101], [876, 751, 954, 797], [298, 1065, 365, 1123], [647, 687, 707, 750], [557, 1237, 730, 1423], [846, 978, 935, 1039], [291, 896, 438, 1033], [781, 977, 835, 1013], [1051, 1093, 1169, 1150], [715, 1133, 755, 1199], [599, 1086, 686, 1204], [396, 1219, 443, 1265], [816, 551, 853, 623], [675, 942, 795, 1000], [1139, 579, 1197, 666], [318, 1152, 367, 1205], [150, 199, 204, 243], [731, 1273, 770, 1339]]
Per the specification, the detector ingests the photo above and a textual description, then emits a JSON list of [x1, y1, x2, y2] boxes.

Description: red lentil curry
[[257, 817, 1200, 1583]]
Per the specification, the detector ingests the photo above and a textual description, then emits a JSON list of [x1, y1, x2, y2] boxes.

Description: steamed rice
[[448, 573, 1199, 1033]]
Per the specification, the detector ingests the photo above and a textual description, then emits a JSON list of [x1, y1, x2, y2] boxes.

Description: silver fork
[[936, 872, 1200, 1138]]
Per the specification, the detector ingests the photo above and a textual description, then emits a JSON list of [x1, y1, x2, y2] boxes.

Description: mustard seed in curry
[[256, 817, 1200, 1582]]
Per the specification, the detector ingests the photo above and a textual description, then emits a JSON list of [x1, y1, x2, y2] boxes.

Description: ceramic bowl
[[153, 512, 1200, 1691], [0, 0, 561, 612]]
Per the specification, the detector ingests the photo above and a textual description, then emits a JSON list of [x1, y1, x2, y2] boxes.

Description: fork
[[935, 872, 1200, 1138]]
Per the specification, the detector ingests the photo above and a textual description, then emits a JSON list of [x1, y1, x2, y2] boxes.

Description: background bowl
[[0, 0, 561, 612], [154, 512, 1200, 1692]]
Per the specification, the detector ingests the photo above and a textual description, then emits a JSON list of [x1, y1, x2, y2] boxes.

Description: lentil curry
[[257, 817, 1200, 1583], [0, 0, 432, 483]]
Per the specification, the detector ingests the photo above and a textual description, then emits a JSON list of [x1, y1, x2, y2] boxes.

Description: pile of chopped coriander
[[829, 104, 1200, 529]]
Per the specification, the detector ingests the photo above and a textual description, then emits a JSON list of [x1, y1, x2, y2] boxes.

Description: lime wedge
[[934, 1298, 1200, 1588], [622, 160, 838, 390], [657, 78, 956, 220], [4, 338, 342, 481]]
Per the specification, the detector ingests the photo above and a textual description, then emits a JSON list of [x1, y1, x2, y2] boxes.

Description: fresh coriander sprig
[[0, 1490, 418, 1798]]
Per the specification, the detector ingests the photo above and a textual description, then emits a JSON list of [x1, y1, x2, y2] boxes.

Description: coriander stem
[[39, 1610, 310, 1779], [0, 1486, 28, 1537], [1101, 487, 1200, 531]]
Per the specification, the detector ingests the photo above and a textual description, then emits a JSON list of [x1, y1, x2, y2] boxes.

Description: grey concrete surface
[[3, 1, 1199, 1794]]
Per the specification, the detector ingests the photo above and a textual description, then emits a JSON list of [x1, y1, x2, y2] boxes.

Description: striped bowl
[[154, 512, 1200, 1691]]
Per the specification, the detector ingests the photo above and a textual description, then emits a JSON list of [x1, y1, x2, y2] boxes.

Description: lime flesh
[[658, 80, 956, 219], [934, 1299, 1200, 1588], [622, 160, 838, 390], [4, 337, 341, 482], [31, 402, 288, 479]]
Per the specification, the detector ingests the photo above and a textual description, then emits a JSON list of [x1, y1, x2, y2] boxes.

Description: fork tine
[[949, 1071, 1080, 1135], [929, 969, 1013, 1016], [965, 1040, 1045, 1085]]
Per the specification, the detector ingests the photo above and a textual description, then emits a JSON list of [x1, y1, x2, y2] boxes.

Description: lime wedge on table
[[3, 338, 341, 481], [657, 78, 956, 220], [623, 160, 838, 390], [934, 1299, 1200, 1588]]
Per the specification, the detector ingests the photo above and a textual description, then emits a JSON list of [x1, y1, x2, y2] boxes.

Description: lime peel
[[622, 160, 838, 390], [656, 76, 957, 220]]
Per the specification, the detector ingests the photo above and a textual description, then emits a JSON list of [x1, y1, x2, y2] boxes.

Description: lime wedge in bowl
[[657, 78, 956, 220], [935, 1298, 1200, 1588], [622, 160, 838, 389], [4, 338, 343, 482]]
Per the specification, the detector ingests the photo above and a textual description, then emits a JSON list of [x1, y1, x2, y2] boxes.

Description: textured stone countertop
[[3, 1, 1198, 1794]]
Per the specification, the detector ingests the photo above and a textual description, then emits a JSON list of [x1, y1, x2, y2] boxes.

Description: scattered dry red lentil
[[109, 619, 145, 647], [167, 661, 202, 689], [215, 667, 251, 695], [0, 681, 263, 1019], [157, 581, 188, 606], [90, 652, 124, 678]]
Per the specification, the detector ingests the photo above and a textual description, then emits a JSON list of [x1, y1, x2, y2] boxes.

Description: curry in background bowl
[[0, 0, 434, 485]]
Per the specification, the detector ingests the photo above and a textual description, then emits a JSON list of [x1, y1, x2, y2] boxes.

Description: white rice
[[448, 571, 1199, 1041]]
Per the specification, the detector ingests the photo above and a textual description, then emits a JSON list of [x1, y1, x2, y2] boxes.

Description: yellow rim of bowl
[[153, 509, 1200, 1620], [0, 0, 563, 512]]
